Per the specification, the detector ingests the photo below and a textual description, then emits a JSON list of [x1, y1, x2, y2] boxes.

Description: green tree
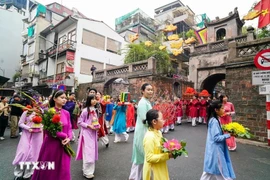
[[242, 26, 248, 35], [185, 29, 196, 39], [12, 72, 20, 82], [256, 26, 270, 39], [123, 42, 171, 74]]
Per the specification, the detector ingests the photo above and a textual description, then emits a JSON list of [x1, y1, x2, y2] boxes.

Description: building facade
[[115, 8, 157, 42], [20, 2, 66, 90], [154, 0, 195, 34], [37, 16, 127, 95]]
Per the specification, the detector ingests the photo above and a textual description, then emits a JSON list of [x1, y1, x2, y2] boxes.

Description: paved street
[[0, 122, 270, 180]]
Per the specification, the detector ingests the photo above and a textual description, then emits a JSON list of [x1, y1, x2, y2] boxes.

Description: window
[[82, 29, 105, 50], [56, 62, 65, 74], [63, 12, 69, 17], [28, 43, 35, 56], [80, 58, 103, 75], [55, 4, 60, 9], [107, 38, 121, 54], [68, 29, 76, 42], [58, 35, 67, 44], [216, 28, 226, 41]]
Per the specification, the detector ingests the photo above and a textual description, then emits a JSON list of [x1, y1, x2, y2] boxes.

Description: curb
[[236, 138, 270, 149]]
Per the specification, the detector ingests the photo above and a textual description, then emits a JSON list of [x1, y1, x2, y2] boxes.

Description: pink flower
[[163, 139, 181, 151]]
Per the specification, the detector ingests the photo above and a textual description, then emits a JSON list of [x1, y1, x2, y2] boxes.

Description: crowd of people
[[0, 84, 237, 180]]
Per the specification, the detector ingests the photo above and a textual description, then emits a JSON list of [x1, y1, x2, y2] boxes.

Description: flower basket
[[92, 117, 100, 129], [198, 90, 210, 97]]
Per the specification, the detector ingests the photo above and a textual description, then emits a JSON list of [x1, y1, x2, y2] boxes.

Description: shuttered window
[[107, 38, 121, 54], [82, 29, 105, 50], [80, 58, 103, 75]]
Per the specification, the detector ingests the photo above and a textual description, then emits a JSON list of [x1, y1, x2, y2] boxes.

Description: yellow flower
[[48, 108, 56, 114], [168, 34, 180, 41], [163, 24, 177, 32], [145, 41, 152, 47], [170, 40, 183, 49], [172, 49, 183, 56], [159, 45, 167, 51]]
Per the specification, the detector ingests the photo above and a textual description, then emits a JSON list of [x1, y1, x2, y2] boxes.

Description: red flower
[[23, 105, 33, 111], [32, 115, 42, 124], [52, 114, 61, 124]]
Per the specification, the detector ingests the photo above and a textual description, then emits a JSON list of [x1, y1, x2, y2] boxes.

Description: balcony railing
[[47, 40, 76, 57], [38, 72, 75, 87]]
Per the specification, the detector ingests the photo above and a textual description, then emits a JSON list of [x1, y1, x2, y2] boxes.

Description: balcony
[[20, 55, 27, 65], [36, 51, 47, 64], [47, 40, 76, 58], [21, 29, 28, 38]]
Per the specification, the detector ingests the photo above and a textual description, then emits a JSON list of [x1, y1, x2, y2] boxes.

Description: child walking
[[143, 109, 173, 180], [200, 100, 235, 180], [112, 101, 129, 143], [76, 95, 100, 179]]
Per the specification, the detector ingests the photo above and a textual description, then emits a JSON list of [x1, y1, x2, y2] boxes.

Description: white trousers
[[200, 172, 231, 180], [14, 164, 34, 178], [177, 117, 182, 124], [129, 163, 143, 180], [192, 118, 197, 126], [82, 141, 95, 175], [105, 120, 110, 128], [115, 132, 129, 142], [169, 123, 174, 130], [99, 135, 109, 146]]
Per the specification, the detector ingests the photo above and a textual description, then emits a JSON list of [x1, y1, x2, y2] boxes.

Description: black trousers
[[0, 114, 8, 137]]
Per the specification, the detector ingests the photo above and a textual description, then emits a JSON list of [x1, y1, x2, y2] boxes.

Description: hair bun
[[142, 119, 147, 124]]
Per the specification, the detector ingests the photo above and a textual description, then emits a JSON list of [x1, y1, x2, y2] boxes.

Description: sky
[[39, 0, 259, 29]]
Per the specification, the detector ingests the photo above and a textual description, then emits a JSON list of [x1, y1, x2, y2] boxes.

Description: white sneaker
[[125, 133, 129, 142], [83, 174, 94, 178], [0, 137, 5, 140]]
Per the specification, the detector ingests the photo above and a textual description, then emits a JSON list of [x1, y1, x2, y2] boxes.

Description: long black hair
[[143, 109, 160, 128], [207, 100, 223, 132], [219, 94, 228, 103], [85, 95, 97, 119], [49, 90, 65, 108]]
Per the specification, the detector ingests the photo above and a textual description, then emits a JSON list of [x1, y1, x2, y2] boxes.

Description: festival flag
[[195, 28, 207, 44], [254, 0, 270, 28]]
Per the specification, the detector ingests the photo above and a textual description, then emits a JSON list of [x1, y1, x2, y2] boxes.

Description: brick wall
[[226, 65, 267, 142]]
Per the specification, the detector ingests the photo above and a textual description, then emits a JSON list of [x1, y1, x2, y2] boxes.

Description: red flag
[[254, 0, 270, 28]]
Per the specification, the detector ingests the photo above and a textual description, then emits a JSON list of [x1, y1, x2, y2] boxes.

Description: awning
[[0, 76, 10, 86]]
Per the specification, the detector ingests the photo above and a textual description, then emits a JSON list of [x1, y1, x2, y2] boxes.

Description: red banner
[[66, 51, 75, 72]]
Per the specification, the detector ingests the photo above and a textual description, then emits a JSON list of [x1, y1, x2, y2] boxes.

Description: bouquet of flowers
[[161, 137, 188, 159], [43, 108, 76, 157], [222, 122, 252, 139]]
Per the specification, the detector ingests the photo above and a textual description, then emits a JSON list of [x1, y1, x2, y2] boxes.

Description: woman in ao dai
[[200, 101, 235, 180], [76, 95, 99, 179], [12, 107, 43, 179]]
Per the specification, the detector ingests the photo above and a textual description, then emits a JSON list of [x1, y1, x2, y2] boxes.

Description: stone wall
[[189, 50, 228, 90], [77, 76, 193, 103], [226, 64, 267, 142]]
